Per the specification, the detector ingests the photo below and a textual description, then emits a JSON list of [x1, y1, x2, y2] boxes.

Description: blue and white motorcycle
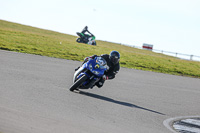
[[69, 57, 108, 91]]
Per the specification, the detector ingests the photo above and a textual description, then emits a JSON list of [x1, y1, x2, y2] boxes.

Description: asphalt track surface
[[0, 50, 200, 133]]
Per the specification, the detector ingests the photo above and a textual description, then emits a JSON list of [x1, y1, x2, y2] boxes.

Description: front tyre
[[76, 38, 81, 43], [92, 41, 97, 46], [69, 75, 87, 91]]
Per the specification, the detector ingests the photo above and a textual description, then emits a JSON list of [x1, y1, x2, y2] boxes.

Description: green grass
[[1, 19, 200, 78]]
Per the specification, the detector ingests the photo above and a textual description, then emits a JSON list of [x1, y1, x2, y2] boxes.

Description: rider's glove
[[102, 75, 108, 80], [84, 57, 92, 62]]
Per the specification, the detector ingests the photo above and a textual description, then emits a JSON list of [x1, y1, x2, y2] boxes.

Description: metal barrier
[[152, 49, 200, 61], [120, 43, 200, 61]]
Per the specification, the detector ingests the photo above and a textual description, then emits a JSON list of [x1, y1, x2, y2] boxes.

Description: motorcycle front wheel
[[76, 38, 82, 43], [92, 41, 97, 46], [69, 74, 87, 91]]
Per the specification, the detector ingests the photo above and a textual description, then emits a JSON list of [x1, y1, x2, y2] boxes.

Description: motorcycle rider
[[78, 51, 120, 88], [80, 26, 95, 44]]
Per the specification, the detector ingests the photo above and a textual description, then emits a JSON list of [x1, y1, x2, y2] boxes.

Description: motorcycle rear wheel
[[69, 74, 87, 91]]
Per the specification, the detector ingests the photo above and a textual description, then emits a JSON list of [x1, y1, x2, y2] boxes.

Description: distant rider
[[77, 51, 120, 88], [80, 26, 95, 44]]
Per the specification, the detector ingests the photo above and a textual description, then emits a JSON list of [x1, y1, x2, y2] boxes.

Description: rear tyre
[[69, 75, 87, 91]]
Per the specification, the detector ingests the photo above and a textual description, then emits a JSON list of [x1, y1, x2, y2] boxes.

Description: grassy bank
[[0, 20, 200, 78]]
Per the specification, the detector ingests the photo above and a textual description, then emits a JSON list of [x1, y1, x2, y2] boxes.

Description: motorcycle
[[69, 57, 108, 91], [76, 26, 97, 46], [76, 32, 97, 45]]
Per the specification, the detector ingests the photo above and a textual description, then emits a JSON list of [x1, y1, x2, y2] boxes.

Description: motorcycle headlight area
[[89, 63, 93, 70], [89, 63, 100, 75], [92, 70, 100, 75]]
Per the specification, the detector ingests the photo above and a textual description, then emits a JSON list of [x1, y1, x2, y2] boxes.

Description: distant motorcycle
[[76, 26, 97, 45], [69, 57, 108, 91]]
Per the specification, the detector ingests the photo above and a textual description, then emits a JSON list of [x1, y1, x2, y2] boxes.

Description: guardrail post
[[190, 55, 193, 60]]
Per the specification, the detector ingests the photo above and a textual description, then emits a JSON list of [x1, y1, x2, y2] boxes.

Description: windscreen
[[96, 57, 107, 69]]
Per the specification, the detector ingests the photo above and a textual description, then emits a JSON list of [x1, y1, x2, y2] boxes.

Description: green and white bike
[[76, 27, 97, 46]]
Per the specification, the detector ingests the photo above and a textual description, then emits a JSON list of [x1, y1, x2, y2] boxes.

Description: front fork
[[73, 66, 100, 89], [81, 75, 100, 89]]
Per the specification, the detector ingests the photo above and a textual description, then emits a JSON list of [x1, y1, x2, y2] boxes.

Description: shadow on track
[[78, 90, 165, 116]]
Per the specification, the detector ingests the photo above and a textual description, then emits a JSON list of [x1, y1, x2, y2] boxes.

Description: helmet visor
[[111, 56, 119, 64]]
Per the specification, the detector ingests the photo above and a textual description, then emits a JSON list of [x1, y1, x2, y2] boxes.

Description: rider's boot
[[95, 77, 105, 88]]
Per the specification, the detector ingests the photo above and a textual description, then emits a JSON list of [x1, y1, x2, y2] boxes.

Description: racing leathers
[[81, 26, 95, 44]]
